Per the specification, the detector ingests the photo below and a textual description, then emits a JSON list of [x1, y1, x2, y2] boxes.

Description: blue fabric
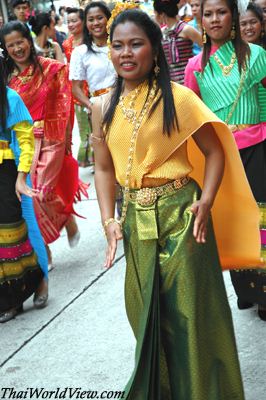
[[21, 177, 49, 279], [9, 108, 48, 279], [0, 88, 32, 141], [188, 18, 202, 56]]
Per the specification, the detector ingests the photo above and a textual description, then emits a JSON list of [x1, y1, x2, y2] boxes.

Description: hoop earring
[[230, 23, 236, 40], [202, 27, 207, 44], [154, 58, 160, 76]]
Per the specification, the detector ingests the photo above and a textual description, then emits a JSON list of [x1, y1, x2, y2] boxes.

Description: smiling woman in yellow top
[[91, 7, 262, 400]]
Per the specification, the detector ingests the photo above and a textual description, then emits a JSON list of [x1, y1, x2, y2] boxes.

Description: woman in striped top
[[154, 0, 202, 84], [184, 0, 266, 320]]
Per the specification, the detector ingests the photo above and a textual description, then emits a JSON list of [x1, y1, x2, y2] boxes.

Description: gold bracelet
[[102, 218, 120, 237], [103, 218, 120, 230]]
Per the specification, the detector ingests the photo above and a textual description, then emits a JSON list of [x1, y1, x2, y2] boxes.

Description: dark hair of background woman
[[201, 0, 250, 73], [66, 7, 84, 21], [0, 21, 42, 77], [83, 1, 111, 53], [153, 0, 180, 18], [103, 9, 178, 136], [29, 12, 52, 36], [246, 2, 266, 49], [0, 58, 8, 131]]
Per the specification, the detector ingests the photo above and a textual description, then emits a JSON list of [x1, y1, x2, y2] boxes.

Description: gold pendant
[[125, 108, 136, 121]]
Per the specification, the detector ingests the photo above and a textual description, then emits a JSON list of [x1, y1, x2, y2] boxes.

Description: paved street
[[0, 128, 266, 400]]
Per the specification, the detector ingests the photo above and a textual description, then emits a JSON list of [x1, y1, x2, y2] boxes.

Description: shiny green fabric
[[123, 179, 244, 400], [74, 104, 93, 165]]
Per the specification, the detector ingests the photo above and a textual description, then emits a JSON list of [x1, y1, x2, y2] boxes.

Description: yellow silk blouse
[[0, 121, 34, 173]]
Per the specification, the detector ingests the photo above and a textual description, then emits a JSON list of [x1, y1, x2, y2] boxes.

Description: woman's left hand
[[190, 200, 211, 243]]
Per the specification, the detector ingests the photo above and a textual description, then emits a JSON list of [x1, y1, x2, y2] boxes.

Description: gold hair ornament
[[106, 1, 139, 51]]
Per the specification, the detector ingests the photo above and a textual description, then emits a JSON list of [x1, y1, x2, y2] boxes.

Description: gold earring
[[202, 27, 207, 44], [230, 23, 236, 40], [154, 58, 160, 76]]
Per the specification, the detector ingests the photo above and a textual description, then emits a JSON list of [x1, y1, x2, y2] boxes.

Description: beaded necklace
[[213, 51, 236, 76], [118, 80, 157, 224]]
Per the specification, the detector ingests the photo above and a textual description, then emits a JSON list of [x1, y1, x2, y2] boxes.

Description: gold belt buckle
[[136, 187, 157, 206], [0, 141, 9, 150], [174, 177, 187, 189]]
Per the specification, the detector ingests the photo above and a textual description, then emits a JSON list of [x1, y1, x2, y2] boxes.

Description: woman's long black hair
[[0, 57, 8, 131], [83, 1, 111, 53], [0, 21, 41, 77], [103, 9, 178, 136], [201, 0, 250, 73]]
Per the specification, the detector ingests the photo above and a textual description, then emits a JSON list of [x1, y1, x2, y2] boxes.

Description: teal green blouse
[[195, 41, 266, 124]]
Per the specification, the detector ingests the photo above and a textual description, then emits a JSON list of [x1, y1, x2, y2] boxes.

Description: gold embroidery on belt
[[127, 177, 190, 207], [228, 124, 252, 133], [33, 120, 44, 128], [0, 140, 9, 149]]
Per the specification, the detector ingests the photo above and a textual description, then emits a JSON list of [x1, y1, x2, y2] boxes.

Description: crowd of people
[[0, 0, 265, 398]]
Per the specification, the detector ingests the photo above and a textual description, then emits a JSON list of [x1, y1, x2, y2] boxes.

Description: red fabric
[[9, 57, 88, 242], [56, 154, 89, 217], [9, 57, 72, 141]]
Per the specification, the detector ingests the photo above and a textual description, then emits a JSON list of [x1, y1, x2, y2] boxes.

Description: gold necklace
[[213, 51, 236, 76], [118, 80, 157, 225], [118, 85, 143, 124], [12, 65, 34, 84], [225, 64, 247, 125]]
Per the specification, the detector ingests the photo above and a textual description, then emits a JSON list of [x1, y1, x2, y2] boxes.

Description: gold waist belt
[[33, 120, 44, 128], [90, 87, 112, 97], [0, 140, 9, 150], [228, 124, 253, 133], [127, 177, 190, 207]]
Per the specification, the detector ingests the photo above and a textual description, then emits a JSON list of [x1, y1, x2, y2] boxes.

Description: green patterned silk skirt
[[74, 104, 93, 165], [123, 179, 244, 400]]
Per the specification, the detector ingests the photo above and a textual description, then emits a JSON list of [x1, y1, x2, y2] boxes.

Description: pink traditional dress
[[9, 57, 79, 244]]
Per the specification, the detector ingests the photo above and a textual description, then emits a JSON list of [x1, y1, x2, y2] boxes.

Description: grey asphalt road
[[0, 126, 265, 400]]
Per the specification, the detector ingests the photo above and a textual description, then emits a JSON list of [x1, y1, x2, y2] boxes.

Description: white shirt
[[69, 43, 116, 93]]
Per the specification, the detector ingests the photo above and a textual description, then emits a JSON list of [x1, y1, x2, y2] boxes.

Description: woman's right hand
[[104, 221, 123, 268], [15, 172, 39, 201]]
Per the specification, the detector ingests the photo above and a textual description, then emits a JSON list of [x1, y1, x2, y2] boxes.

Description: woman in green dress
[[185, 0, 266, 320], [91, 6, 262, 399]]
